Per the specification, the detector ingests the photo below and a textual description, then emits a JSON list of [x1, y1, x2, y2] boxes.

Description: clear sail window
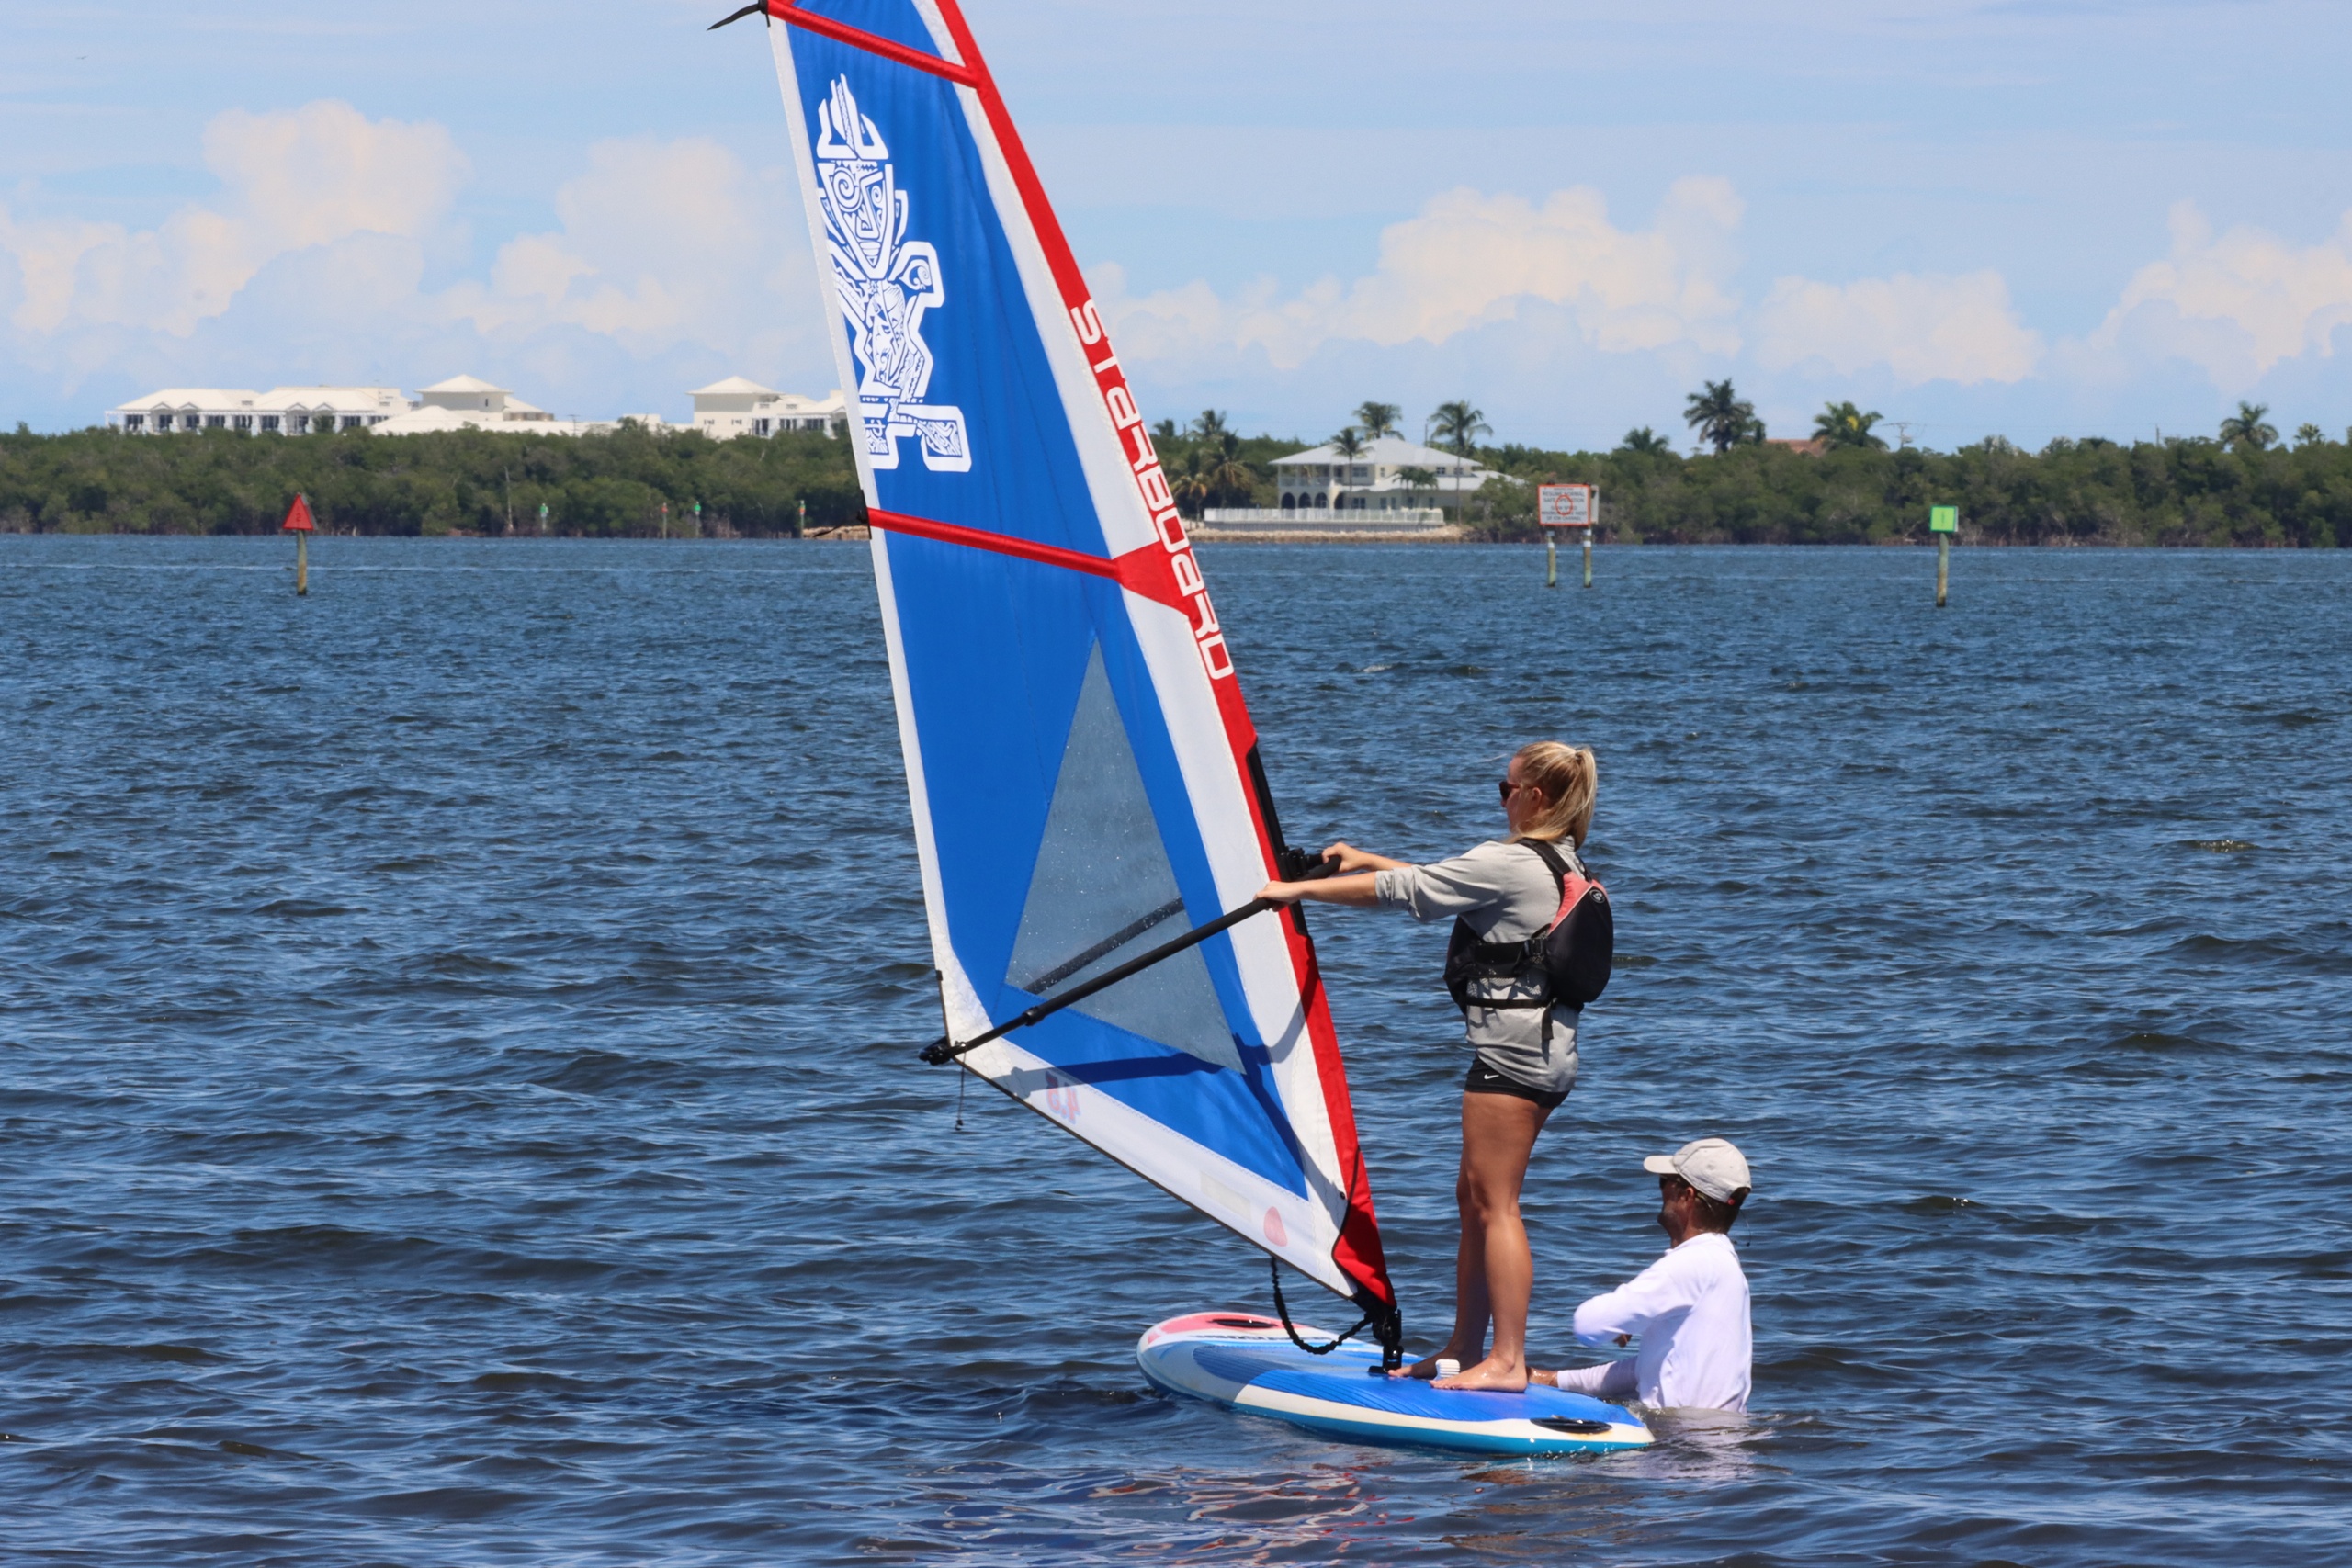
[[1005, 646, 1240, 1072]]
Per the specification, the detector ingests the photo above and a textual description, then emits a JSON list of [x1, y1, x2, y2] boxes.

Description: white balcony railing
[[1201, 507, 1451, 527]]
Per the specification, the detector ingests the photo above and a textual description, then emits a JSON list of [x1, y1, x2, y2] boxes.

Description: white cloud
[[451, 138, 810, 355], [1097, 178, 1746, 370], [1, 101, 465, 337], [0, 104, 834, 422], [15, 100, 2348, 444], [2089, 202, 2352, 389], [1753, 270, 2043, 385]]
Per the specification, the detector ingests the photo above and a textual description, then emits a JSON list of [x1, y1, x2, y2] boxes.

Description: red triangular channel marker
[[281, 494, 315, 533]]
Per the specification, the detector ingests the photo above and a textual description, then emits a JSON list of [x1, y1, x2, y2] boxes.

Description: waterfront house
[[107, 385, 409, 435], [688, 378, 846, 439], [1269, 434, 1493, 516]]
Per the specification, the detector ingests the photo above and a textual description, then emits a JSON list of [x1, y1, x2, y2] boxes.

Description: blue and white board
[[1139, 1314, 1653, 1457]]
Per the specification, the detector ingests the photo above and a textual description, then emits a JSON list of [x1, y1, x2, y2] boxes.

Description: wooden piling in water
[[281, 493, 316, 596], [1931, 504, 1957, 607]]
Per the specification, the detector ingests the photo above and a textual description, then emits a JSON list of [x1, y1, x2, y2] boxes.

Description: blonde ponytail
[[1511, 741, 1597, 848]]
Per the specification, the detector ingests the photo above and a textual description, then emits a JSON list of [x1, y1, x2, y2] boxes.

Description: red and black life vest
[[1442, 840, 1612, 1031]]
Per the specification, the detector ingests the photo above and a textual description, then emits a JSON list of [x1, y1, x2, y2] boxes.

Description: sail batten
[[761, 0, 1394, 1312]]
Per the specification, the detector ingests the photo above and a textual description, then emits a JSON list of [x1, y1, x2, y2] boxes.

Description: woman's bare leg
[[1399, 1140, 1495, 1377], [1432, 1091, 1550, 1391]]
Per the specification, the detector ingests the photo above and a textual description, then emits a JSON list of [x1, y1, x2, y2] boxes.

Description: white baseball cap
[[1644, 1138, 1752, 1203]]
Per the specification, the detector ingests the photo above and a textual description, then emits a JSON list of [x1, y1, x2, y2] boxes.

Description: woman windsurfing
[[1258, 740, 1602, 1392]]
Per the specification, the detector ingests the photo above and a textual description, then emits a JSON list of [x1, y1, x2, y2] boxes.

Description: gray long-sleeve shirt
[[1373, 838, 1584, 1073]]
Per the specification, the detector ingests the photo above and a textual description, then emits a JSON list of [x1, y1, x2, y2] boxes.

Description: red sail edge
[[926, 0, 1396, 1315]]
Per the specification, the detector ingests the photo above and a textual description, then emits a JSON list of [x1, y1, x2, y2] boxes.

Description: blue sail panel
[[763, 0, 1394, 1307]]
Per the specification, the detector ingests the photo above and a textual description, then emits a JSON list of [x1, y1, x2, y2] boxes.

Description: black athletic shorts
[[1464, 1055, 1569, 1111]]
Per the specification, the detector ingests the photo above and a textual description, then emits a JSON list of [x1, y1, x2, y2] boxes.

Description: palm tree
[[1207, 431, 1257, 510], [1324, 427, 1366, 512], [1353, 401, 1402, 441], [2219, 401, 2278, 451], [1424, 401, 1488, 518], [1171, 467, 1213, 518], [1427, 400, 1489, 457], [1813, 400, 1887, 450], [1616, 426, 1671, 456], [1160, 439, 1205, 517], [1188, 409, 1233, 446], [2296, 423, 2325, 446], [1683, 379, 1755, 455]]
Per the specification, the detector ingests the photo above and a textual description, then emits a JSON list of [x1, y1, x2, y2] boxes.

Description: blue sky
[[6, 0, 2350, 449]]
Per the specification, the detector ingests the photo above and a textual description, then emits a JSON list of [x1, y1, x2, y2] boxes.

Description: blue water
[[3, 536, 2346, 1565]]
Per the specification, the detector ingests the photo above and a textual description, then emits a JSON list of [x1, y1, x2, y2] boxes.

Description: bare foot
[[1526, 1368, 1557, 1387], [1390, 1350, 1476, 1380], [1433, 1356, 1529, 1393]]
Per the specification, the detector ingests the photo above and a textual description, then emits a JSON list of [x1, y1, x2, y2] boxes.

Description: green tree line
[[0, 423, 864, 536], [1484, 386, 2347, 546], [8, 392, 2349, 545], [1465, 436, 2350, 547], [1240, 387, 2352, 546]]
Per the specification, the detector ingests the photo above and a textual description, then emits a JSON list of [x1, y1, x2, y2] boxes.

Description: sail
[[752, 0, 1394, 1311]]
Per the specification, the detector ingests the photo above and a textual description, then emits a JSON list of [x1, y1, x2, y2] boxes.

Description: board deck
[[1138, 1313, 1653, 1457]]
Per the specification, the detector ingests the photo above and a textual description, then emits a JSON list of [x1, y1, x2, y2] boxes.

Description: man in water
[[1532, 1137, 1754, 1412]]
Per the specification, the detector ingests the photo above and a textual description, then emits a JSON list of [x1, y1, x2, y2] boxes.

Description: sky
[[5, 0, 2351, 450]]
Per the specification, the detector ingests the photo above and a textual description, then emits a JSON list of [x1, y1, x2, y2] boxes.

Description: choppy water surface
[[2, 536, 2346, 1566]]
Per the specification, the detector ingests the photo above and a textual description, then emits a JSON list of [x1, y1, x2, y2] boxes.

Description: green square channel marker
[[1930, 505, 1959, 534]]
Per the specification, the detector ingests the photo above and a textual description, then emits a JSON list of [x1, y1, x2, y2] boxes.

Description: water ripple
[[1, 536, 2346, 1564]]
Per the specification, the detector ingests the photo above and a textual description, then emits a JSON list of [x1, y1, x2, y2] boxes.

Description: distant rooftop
[[689, 376, 778, 398], [1272, 434, 1488, 469]]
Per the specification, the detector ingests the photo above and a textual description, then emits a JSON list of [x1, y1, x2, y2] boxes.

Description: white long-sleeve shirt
[[1570, 1230, 1751, 1412]]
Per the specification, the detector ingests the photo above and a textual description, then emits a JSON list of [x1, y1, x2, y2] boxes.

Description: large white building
[[1269, 434, 1494, 515], [107, 386, 409, 435], [106, 376, 842, 440], [369, 375, 598, 435], [688, 378, 844, 439]]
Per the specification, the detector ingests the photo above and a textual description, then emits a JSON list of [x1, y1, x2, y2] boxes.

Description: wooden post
[[1930, 504, 1957, 607], [281, 493, 316, 595], [1545, 532, 1558, 588], [1581, 529, 1593, 589]]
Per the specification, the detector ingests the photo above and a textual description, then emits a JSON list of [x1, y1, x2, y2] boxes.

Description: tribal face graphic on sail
[[814, 76, 972, 473]]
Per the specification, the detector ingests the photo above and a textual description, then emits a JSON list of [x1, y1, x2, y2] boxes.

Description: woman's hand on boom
[[1256, 848, 1390, 908], [1320, 841, 1407, 875]]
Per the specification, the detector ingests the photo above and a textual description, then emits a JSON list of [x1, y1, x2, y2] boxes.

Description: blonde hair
[[1510, 741, 1597, 848]]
